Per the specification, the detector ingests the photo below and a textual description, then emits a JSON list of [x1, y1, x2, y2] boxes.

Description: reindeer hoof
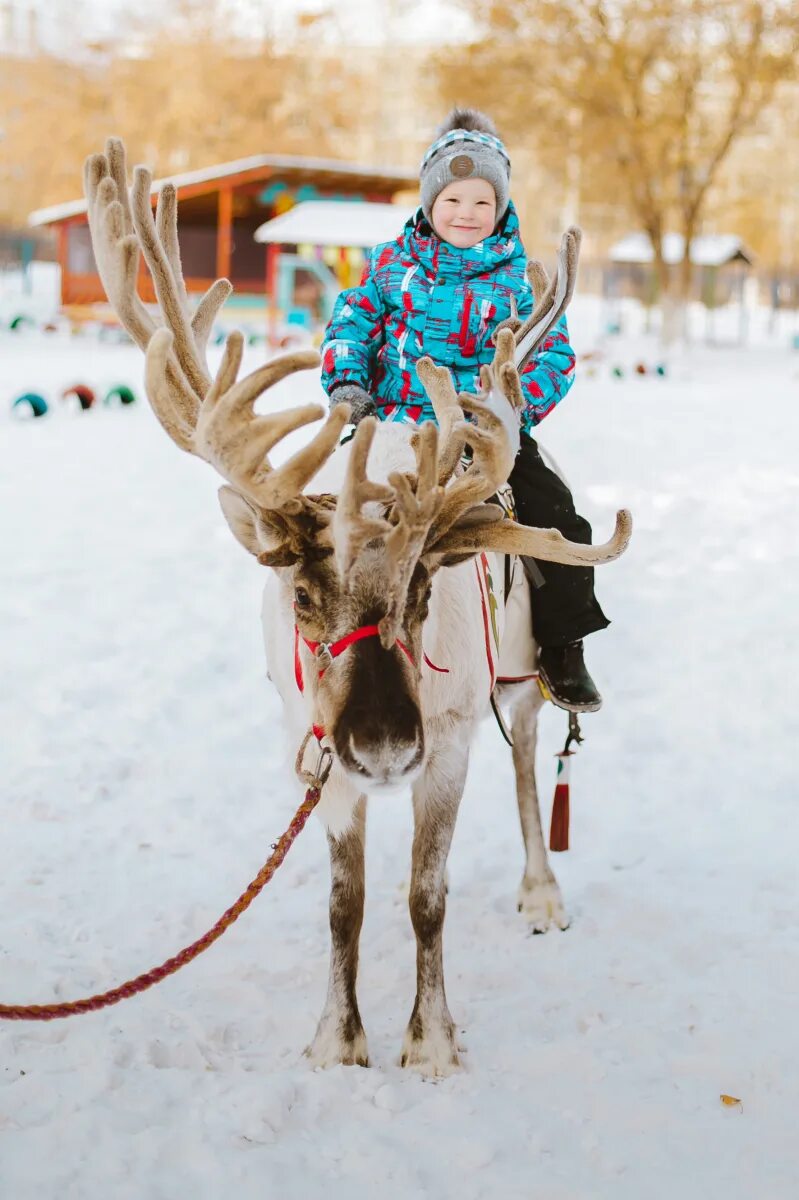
[[305, 1021, 370, 1069], [517, 877, 570, 933], [400, 1023, 461, 1077]]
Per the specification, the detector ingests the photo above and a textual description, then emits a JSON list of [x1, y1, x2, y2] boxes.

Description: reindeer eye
[[294, 587, 311, 609]]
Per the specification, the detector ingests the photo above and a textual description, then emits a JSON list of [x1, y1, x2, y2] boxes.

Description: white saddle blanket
[[485, 482, 538, 684], [495, 555, 538, 682]]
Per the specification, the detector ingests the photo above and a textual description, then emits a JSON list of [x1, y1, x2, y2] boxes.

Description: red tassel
[[549, 752, 572, 852]]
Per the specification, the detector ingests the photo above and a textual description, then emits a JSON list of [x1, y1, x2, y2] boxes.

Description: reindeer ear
[[218, 486, 304, 565], [217, 485, 267, 557]]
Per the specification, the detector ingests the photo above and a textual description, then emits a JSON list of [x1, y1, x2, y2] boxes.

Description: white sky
[[2, 0, 474, 53]]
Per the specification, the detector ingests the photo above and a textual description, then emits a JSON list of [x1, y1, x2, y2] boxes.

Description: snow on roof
[[609, 232, 754, 267], [28, 153, 417, 228], [254, 200, 416, 248]]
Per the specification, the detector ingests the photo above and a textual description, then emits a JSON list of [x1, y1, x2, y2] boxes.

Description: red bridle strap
[[306, 624, 412, 672], [293, 624, 448, 698]]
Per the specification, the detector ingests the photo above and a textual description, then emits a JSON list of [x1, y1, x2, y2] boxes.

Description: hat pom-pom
[[434, 107, 498, 138]]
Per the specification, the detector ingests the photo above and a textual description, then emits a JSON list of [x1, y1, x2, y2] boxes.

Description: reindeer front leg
[[306, 797, 369, 1068], [401, 737, 469, 1077]]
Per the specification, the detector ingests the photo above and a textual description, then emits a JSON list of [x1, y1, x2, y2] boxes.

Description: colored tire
[[12, 392, 49, 418], [62, 384, 96, 411], [104, 384, 136, 406], [9, 314, 35, 332]]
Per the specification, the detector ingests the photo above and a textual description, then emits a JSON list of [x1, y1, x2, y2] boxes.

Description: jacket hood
[[402, 200, 526, 279]]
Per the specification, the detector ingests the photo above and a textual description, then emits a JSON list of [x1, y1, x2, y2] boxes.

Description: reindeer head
[[213, 418, 457, 787], [84, 139, 631, 790]]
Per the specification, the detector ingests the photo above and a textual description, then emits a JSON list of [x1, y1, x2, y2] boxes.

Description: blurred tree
[[0, 52, 106, 224], [434, 0, 799, 325], [0, 0, 374, 225]]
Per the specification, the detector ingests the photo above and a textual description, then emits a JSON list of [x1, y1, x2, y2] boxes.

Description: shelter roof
[[609, 232, 754, 267], [254, 200, 416, 248], [28, 154, 418, 227]]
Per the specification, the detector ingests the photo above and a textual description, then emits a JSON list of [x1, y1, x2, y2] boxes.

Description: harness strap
[[293, 624, 449, 745], [305, 624, 415, 673], [294, 624, 448, 693]]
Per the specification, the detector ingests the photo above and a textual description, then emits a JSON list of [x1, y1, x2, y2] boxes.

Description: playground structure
[[254, 199, 414, 335], [27, 153, 417, 341], [0, 229, 52, 287]]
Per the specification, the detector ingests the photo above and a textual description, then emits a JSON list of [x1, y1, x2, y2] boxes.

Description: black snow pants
[[507, 433, 610, 649]]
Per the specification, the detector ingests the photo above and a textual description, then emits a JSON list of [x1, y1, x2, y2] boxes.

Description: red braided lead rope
[[0, 784, 322, 1022]]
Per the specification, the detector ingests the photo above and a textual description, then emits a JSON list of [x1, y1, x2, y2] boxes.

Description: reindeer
[[84, 141, 631, 1076]]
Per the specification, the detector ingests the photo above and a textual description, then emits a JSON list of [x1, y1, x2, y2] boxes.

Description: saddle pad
[[496, 555, 538, 682]]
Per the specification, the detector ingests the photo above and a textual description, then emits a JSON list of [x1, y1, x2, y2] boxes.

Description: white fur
[[517, 877, 569, 933], [400, 1017, 460, 1078], [305, 1010, 369, 1070]]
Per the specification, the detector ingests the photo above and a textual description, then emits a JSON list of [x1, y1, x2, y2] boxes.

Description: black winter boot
[[538, 641, 603, 713]]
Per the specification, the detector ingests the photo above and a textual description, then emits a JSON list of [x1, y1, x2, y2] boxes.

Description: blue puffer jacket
[[320, 202, 575, 434]]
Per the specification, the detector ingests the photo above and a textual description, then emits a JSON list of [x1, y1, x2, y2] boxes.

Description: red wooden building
[[28, 153, 416, 318]]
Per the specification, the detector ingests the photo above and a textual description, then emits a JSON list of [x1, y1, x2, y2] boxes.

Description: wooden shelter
[[604, 232, 756, 342], [606, 233, 755, 305], [28, 154, 417, 317]]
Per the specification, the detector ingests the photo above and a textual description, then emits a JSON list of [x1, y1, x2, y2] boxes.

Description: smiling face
[[430, 177, 498, 248]]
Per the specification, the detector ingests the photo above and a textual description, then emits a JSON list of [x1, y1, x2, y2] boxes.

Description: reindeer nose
[[345, 732, 424, 784], [330, 638, 425, 785]]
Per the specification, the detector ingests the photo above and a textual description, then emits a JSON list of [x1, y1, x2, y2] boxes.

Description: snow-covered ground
[[2, 308, 799, 1199]]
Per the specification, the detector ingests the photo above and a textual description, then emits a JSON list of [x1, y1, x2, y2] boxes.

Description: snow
[[2, 301, 799, 1198]]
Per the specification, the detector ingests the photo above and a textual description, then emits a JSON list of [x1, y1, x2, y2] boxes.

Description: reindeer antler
[[84, 138, 347, 515], [85, 142, 629, 609], [415, 357, 467, 486], [335, 223, 629, 626], [379, 423, 443, 645], [332, 420, 444, 646], [410, 227, 632, 570], [513, 227, 582, 371], [410, 228, 582, 537], [333, 417, 394, 577]]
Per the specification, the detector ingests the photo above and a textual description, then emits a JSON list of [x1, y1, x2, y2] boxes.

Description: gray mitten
[[329, 383, 376, 425]]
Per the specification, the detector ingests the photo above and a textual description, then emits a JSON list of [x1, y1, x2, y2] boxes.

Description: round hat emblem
[[449, 153, 475, 178]]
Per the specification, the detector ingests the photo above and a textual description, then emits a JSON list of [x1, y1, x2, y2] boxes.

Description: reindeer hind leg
[[508, 682, 569, 933]]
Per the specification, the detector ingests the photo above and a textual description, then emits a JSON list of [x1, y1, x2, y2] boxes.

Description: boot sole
[[537, 671, 603, 714]]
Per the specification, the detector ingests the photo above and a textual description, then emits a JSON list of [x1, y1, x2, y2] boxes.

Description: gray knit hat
[[419, 108, 511, 225]]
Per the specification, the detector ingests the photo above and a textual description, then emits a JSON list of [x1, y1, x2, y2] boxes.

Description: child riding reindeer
[[83, 134, 630, 1072], [321, 109, 609, 711]]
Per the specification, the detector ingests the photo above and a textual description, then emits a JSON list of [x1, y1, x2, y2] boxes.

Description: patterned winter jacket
[[320, 202, 575, 434]]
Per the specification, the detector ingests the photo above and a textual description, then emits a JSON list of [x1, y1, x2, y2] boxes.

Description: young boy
[[320, 109, 608, 712]]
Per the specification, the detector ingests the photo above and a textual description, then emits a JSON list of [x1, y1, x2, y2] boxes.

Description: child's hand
[[330, 383, 376, 426]]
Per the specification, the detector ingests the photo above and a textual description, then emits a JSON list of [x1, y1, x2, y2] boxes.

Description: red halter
[[294, 624, 448, 690], [294, 623, 448, 744], [294, 624, 409, 685]]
